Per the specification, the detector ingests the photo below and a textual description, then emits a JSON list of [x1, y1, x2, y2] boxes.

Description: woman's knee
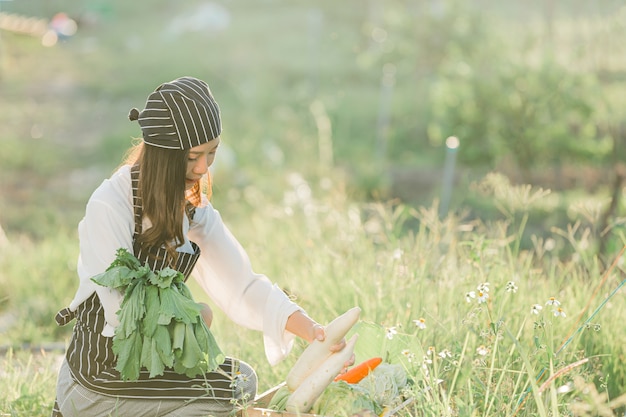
[[235, 361, 258, 402]]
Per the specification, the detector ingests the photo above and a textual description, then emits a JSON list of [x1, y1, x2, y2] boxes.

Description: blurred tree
[[357, 0, 616, 183], [429, 48, 607, 180], [356, 0, 506, 166]]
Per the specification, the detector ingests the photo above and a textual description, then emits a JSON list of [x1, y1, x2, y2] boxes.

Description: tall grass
[[0, 349, 62, 417], [0, 233, 77, 346], [4, 170, 625, 416]]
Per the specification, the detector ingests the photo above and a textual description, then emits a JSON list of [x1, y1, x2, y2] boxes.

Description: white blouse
[[67, 165, 301, 366]]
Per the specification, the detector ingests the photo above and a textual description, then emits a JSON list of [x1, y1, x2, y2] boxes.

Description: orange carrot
[[333, 357, 383, 384]]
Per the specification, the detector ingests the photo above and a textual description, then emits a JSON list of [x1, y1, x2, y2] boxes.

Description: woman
[[52, 76, 346, 416]]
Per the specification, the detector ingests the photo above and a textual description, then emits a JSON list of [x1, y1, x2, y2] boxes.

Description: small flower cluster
[[386, 326, 398, 340], [413, 317, 427, 330], [401, 345, 453, 378], [476, 345, 490, 356], [531, 297, 566, 318], [386, 317, 427, 340], [466, 282, 490, 304], [505, 281, 518, 293], [465, 280, 519, 304]]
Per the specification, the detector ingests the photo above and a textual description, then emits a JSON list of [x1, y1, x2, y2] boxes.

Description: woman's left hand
[[312, 324, 355, 369], [286, 310, 355, 367]]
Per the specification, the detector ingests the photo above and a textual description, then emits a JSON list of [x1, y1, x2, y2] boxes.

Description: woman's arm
[[70, 167, 135, 335], [188, 203, 348, 362]]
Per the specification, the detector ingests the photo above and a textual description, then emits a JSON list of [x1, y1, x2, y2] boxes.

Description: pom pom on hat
[[129, 77, 221, 150], [128, 108, 140, 121]]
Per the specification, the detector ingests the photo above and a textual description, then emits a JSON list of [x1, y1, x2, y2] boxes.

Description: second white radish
[[286, 306, 361, 391], [285, 333, 359, 413]]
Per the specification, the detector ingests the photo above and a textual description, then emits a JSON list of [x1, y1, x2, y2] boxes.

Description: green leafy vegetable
[[113, 330, 143, 381], [116, 280, 146, 338], [267, 385, 291, 411], [91, 266, 136, 289], [91, 248, 225, 381], [357, 363, 408, 409], [154, 325, 174, 368], [148, 267, 180, 288], [142, 285, 161, 337], [311, 381, 379, 416], [157, 284, 202, 325]]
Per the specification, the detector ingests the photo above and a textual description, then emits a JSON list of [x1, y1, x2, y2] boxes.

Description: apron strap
[[55, 307, 76, 326]]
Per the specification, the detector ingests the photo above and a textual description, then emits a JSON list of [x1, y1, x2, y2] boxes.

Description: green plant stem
[[482, 334, 500, 417], [484, 319, 526, 416], [468, 378, 475, 412], [447, 332, 469, 397], [506, 327, 548, 417], [556, 276, 626, 356], [549, 359, 559, 417], [513, 212, 529, 257]]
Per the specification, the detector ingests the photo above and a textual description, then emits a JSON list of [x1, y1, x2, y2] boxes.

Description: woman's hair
[[122, 141, 212, 263]]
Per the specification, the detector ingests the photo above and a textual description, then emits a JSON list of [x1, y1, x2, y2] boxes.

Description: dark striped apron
[[52, 166, 238, 416]]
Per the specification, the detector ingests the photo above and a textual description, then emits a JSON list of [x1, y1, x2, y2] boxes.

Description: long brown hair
[[122, 141, 211, 263]]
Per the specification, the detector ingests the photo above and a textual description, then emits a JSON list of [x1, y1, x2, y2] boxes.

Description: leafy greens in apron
[[91, 248, 225, 381]]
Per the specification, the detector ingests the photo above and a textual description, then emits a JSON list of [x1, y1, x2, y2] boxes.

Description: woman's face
[[185, 138, 220, 190]]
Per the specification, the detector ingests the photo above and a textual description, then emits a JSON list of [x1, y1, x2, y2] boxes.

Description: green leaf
[[142, 285, 161, 336], [113, 331, 143, 381], [180, 322, 204, 370], [350, 321, 416, 369], [311, 381, 378, 416], [158, 286, 201, 325], [116, 280, 146, 339], [154, 325, 174, 368], [91, 265, 136, 289], [194, 320, 225, 371], [109, 248, 142, 270], [177, 281, 194, 298], [268, 386, 291, 411], [140, 333, 152, 372], [147, 336, 166, 378], [171, 320, 186, 352], [148, 267, 182, 289]]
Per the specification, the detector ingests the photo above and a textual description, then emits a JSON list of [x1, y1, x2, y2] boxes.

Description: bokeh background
[[2, 0, 625, 241]]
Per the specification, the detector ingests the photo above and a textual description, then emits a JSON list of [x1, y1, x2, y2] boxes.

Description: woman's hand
[[311, 324, 345, 352], [287, 310, 353, 355], [311, 323, 355, 370], [287, 310, 339, 346]]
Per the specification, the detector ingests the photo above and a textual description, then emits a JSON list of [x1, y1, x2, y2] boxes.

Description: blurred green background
[[2, 0, 625, 242]]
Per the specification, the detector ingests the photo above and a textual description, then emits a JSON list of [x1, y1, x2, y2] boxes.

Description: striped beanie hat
[[128, 77, 221, 150]]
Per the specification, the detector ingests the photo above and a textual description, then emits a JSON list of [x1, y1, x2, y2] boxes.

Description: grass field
[[1, 1, 626, 416], [2, 182, 626, 415]]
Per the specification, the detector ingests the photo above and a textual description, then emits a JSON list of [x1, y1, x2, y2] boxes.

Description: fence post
[[439, 136, 459, 218], [376, 63, 396, 165]]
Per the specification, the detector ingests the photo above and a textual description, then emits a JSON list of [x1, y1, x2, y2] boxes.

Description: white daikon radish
[[286, 306, 361, 391], [285, 334, 359, 413]]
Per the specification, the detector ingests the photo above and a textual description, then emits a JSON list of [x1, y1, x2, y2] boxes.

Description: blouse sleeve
[[69, 166, 135, 337], [188, 203, 302, 365]]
